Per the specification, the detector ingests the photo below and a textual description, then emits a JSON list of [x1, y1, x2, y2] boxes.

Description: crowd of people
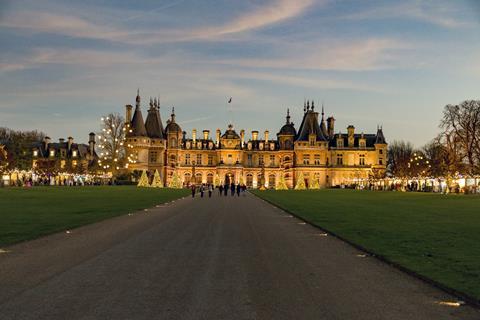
[[190, 182, 247, 198]]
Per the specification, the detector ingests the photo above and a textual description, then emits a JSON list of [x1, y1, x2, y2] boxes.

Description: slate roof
[[295, 109, 328, 142]]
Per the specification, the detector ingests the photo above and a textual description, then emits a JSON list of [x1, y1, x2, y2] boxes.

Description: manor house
[[124, 91, 387, 188]]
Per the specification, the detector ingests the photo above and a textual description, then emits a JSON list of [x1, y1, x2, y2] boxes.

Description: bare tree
[[387, 140, 414, 178], [97, 113, 125, 175], [440, 100, 480, 176]]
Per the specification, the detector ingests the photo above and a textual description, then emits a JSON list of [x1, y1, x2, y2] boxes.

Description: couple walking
[[219, 182, 246, 197], [191, 183, 213, 198]]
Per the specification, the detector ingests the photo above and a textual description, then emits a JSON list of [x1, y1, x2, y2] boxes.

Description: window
[[185, 153, 191, 165], [379, 149, 383, 155], [33, 150, 38, 157], [379, 158, 383, 165], [314, 154, 320, 165], [196, 154, 202, 165], [359, 154, 365, 166], [359, 140, 366, 148], [149, 151, 157, 163], [268, 174, 276, 188], [285, 139, 292, 149], [227, 154, 233, 164], [336, 154, 343, 165], [269, 155, 275, 166], [259, 155, 264, 165], [303, 154, 310, 165], [49, 150, 55, 157], [170, 138, 177, 148], [337, 139, 344, 148], [72, 150, 77, 158], [208, 155, 213, 165], [246, 174, 253, 187], [207, 173, 214, 184], [169, 154, 176, 166], [195, 173, 202, 183], [184, 173, 191, 184], [247, 154, 253, 166]]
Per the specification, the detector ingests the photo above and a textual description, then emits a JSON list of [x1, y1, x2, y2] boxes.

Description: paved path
[[0, 192, 478, 320]]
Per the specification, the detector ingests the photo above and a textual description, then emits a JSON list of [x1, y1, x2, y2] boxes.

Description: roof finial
[[304, 99, 306, 113], [321, 102, 325, 119], [307, 100, 310, 110], [135, 88, 140, 106], [286, 108, 291, 124], [158, 95, 161, 109], [171, 106, 175, 121], [311, 100, 314, 111]]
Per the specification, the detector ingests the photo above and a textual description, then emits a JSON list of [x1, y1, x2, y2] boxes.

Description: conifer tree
[[168, 170, 183, 188], [310, 178, 320, 189], [294, 172, 306, 190], [151, 169, 163, 188], [137, 170, 149, 187], [276, 174, 288, 190]]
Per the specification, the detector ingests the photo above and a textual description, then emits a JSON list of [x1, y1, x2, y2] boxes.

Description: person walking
[[200, 184, 205, 198], [208, 184, 213, 198], [191, 184, 196, 198], [224, 183, 228, 196], [230, 182, 235, 196], [219, 185, 223, 196], [236, 183, 241, 197]]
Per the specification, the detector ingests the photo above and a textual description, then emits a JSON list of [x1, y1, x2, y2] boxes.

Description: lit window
[[359, 154, 365, 165], [303, 154, 310, 165], [259, 155, 264, 165], [337, 139, 344, 148], [72, 150, 77, 157], [185, 154, 190, 165], [196, 154, 202, 165], [359, 140, 366, 148], [208, 155, 213, 165], [336, 154, 343, 165], [270, 155, 275, 166], [33, 150, 38, 157], [49, 150, 55, 157], [149, 151, 157, 163], [314, 154, 320, 165], [247, 154, 253, 166]]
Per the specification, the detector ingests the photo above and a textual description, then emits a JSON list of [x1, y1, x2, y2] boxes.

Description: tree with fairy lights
[[151, 169, 163, 188], [276, 174, 288, 190], [294, 172, 306, 190], [97, 113, 126, 175], [137, 170, 149, 187]]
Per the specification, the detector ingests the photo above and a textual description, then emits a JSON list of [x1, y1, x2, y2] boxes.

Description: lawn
[[252, 189, 480, 302], [0, 186, 189, 246]]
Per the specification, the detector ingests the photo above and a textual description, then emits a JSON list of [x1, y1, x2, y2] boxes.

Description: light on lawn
[[437, 301, 465, 307], [356, 254, 368, 258], [317, 233, 328, 237], [65, 230, 71, 234], [0, 248, 11, 254]]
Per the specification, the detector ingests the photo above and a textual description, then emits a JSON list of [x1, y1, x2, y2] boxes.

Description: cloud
[[341, 1, 472, 29]]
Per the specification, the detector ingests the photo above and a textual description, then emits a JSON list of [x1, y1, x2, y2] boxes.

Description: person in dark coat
[[219, 185, 223, 196], [224, 183, 228, 196], [230, 182, 235, 196], [236, 183, 241, 196], [200, 184, 205, 198], [191, 184, 196, 198]]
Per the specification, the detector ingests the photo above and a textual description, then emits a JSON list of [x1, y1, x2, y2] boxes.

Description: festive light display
[[151, 169, 163, 188], [97, 114, 126, 173], [310, 178, 320, 189], [137, 170, 149, 187], [168, 170, 182, 188], [275, 174, 288, 190], [294, 172, 307, 190]]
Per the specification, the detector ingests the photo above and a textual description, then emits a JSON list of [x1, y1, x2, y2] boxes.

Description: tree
[[276, 174, 288, 190], [440, 100, 480, 176], [97, 113, 125, 175], [309, 178, 320, 189], [151, 169, 163, 188], [168, 170, 183, 188], [387, 140, 414, 178], [137, 170, 149, 187], [294, 172, 306, 190], [0, 127, 45, 171]]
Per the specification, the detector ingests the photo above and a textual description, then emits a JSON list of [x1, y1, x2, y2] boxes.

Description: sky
[[1, 0, 479, 146]]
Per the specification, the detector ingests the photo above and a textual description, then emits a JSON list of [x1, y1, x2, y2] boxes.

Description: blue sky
[[1, 0, 479, 146]]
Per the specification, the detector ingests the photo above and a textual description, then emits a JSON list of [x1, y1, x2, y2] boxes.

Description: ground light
[[437, 301, 465, 307]]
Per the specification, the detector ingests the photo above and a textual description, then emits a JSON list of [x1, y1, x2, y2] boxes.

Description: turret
[[203, 130, 209, 140], [347, 125, 355, 147], [252, 130, 258, 141], [327, 117, 335, 138]]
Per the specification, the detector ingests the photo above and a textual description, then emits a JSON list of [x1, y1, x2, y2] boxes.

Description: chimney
[[216, 129, 221, 147], [252, 130, 258, 141], [44, 136, 51, 150], [203, 130, 209, 140], [347, 125, 355, 147], [125, 104, 133, 123], [327, 117, 335, 138], [192, 129, 197, 144], [67, 136, 74, 151], [89, 132, 96, 157], [264, 130, 269, 144], [240, 129, 245, 147]]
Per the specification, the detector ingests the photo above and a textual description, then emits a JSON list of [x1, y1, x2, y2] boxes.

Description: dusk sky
[[1, 0, 479, 146]]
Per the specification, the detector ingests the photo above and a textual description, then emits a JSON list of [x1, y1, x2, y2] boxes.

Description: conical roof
[[295, 109, 328, 142], [129, 106, 147, 136], [145, 99, 165, 139]]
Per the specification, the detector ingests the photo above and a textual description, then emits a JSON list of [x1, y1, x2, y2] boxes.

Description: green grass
[[0, 186, 189, 246], [252, 189, 480, 301]]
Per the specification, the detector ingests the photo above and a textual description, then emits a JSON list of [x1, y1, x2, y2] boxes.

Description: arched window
[[246, 174, 253, 187], [268, 174, 276, 189], [285, 139, 292, 149], [207, 173, 214, 184], [169, 154, 176, 167], [184, 173, 191, 184], [195, 173, 202, 184], [170, 138, 177, 148]]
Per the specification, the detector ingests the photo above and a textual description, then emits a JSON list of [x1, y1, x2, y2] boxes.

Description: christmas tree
[[310, 178, 320, 189], [137, 170, 149, 187], [239, 175, 245, 186], [276, 174, 288, 190], [168, 170, 183, 188], [214, 174, 221, 188], [294, 172, 306, 190], [151, 169, 163, 188]]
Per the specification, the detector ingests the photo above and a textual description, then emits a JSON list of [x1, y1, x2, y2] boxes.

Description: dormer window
[[309, 134, 316, 146], [337, 139, 344, 148], [49, 150, 55, 157], [359, 140, 366, 148], [33, 150, 38, 157]]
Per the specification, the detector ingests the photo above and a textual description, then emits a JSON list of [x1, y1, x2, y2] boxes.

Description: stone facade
[[125, 92, 387, 188]]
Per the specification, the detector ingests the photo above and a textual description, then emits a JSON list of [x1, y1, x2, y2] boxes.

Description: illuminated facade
[[124, 91, 387, 188]]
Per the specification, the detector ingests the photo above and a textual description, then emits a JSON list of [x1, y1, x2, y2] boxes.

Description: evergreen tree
[[294, 172, 306, 190], [168, 170, 183, 188], [310, 178, 320, 189], [276, 174, 288, 190], [137, 170, 149, 187], [151, 169, 163, 188]]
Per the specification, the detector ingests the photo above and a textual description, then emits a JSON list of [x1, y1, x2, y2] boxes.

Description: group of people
[[190, 182, 247, 198]]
